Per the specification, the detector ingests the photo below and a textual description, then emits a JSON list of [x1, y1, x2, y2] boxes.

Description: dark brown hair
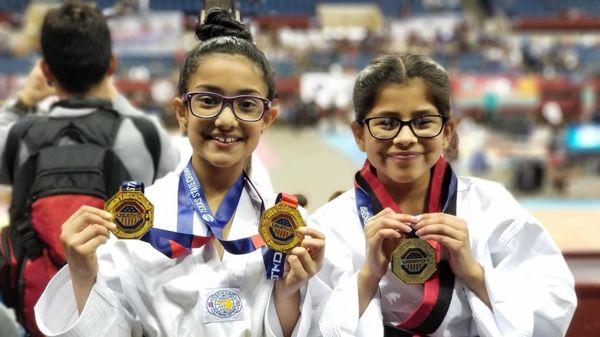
[[177, 9, 275, 99], [353, 53, 451, 122], [41, 1, 111, 94]]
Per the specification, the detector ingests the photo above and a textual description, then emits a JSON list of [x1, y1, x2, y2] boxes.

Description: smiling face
[[173, 53, 277, 174], [352, 78, 455, 188]]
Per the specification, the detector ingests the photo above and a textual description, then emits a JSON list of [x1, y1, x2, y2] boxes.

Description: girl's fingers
[[380, 218, 413, 233], [78, 213, 115, 233], [415, 224, 462, 241], [290, 247, 318, 276], [420, 234, 462, 251], [414, 213, 463, 231], [365, 218, 412, 238], [300, 237, 325, 260], [70, 224, 110, 246], [297, 227, 325, 240], [369, 228, 402, 249], [387, 213, 420, 224], [286, 254, 309, 280], [367, 212, 416, 228], [368, 207, 394, 223], [65, 208, 115, 234], [73, 206, 113, 223], [301, 237, 324, 250], [76, 234, 109, 255]]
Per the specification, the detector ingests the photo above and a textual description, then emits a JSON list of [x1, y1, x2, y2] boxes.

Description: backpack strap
[[9, 155, 43, 260], [4, 118, 35, 183], [130, 117, 161, 182], [7, 122, 44, 261], [51, 96, 113, 111]]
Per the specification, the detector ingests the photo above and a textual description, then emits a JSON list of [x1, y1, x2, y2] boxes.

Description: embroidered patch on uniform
[[202, 288, 244, 323]]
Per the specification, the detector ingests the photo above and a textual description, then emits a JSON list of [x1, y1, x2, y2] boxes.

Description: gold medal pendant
[[259, 194, 305, 252], [391, 238, 437, 284], [105, 188, 154, 239]]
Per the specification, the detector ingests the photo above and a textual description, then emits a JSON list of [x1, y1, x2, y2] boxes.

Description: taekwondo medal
[[391, 238, 436, 284], [105, 182, 154, 239], [259, 193, 305, 252]]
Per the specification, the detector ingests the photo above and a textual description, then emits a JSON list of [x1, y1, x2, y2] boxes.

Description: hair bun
[[196, 9, 253, 43]]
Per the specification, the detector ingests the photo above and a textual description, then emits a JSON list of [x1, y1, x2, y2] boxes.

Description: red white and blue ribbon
[[354, 157, 457, 336]]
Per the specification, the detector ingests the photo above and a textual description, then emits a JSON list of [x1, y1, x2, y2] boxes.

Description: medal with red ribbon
[[354, 157, 457, 335]]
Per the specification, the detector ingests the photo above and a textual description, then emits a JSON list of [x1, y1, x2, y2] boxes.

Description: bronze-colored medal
[[105, 190, 154, 239], [259, 202, 305, 252], [391, 238, 437, 284]]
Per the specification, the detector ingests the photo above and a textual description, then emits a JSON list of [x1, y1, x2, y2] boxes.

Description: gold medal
[[391, 238, 437, 284], [259, 197, 305, 252], [105, 189, 154, 239]]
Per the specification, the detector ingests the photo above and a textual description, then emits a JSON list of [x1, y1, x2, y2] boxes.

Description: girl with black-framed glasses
[[311, 53, 575, 337]]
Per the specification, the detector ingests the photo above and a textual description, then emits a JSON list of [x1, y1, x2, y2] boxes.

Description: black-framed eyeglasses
[[361, 115, 448, 140], [182, 91, 272, 122]]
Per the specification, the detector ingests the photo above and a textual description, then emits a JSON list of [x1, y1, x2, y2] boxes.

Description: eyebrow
[[371, 109, 439, 118], [192, 85, 264, 96]]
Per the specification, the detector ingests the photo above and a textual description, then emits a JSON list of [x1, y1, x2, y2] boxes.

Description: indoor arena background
[[0, 1, 598, 335]]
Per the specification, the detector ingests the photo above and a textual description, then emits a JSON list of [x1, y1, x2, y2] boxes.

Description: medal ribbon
[[354, 157, 457, 335], [121, 181, 145, 193], [261, 192, 299, 280], [140, 161, 265, 258]]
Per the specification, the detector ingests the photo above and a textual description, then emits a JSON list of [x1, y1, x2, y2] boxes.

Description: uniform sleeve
[[264, 283, 312, 337], [467, 198, 576, 337], [317, 271, 384, 337], [310, 208, 384, 337], [34, 246, 143, 337]]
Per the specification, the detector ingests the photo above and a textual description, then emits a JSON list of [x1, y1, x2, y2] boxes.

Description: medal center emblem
[[391, 238, 437, 284], [401, 248, 430, 275], [115, 201, 145, 229], [269, 215, 295, 244]]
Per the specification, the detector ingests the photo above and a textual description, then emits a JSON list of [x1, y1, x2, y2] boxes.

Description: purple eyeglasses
[[182, 91, 271, 122]]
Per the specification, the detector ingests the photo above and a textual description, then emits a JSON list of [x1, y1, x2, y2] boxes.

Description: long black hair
[[177, 9, 276, 100]]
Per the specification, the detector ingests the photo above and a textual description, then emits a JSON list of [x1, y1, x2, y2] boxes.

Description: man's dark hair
[[40, 2, 112, 94]]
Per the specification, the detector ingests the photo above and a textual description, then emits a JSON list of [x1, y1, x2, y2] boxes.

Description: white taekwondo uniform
[[311, 176, 576, 337], [34, 164, 313, 337]]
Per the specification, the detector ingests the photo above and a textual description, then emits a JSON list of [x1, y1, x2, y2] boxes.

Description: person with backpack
[[0, 3, 179, 336], [34, 6, 325, 337]]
